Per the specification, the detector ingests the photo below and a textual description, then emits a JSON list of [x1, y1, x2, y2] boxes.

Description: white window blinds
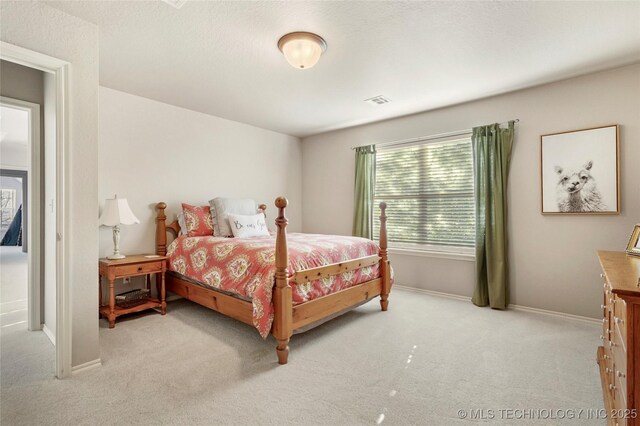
[[373, 137, 475, 248]]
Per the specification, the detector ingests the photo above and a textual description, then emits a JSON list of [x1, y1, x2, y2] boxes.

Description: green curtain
[[471, 121, 515, 309], [352, 145, 376, 239]]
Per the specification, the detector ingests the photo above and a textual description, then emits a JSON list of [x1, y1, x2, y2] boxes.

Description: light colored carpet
[[1, 285, 603, 425], [1, 246, 29, 328]]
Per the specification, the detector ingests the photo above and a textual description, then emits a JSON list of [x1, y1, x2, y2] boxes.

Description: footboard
[[271, 199, 391, 364]]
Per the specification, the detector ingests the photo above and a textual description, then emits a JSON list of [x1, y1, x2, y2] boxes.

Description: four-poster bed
[[155, 197, 391, 364]]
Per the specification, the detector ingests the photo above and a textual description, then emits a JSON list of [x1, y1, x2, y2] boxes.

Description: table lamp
[[99, 195, 140, 260]]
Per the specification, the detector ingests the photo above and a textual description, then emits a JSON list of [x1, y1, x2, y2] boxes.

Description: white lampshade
[[278, 32, 327, 70], [99, 196, 140, 226]]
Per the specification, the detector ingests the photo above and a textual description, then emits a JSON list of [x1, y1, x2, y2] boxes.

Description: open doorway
[[1, 169, 27, 331], [0, 60, 56, 375], [1, 42, 71, 379]]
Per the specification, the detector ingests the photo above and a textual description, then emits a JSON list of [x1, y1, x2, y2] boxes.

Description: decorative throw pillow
[[227, 213, 270, 238], [181, 203, 214, 237], [209, 197, 257, 237]]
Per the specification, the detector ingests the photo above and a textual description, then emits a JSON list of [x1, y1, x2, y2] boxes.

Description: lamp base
[[107, 254, 126, 260]]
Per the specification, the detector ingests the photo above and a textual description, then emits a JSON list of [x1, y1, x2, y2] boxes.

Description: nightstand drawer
[[114, 261, 163, 278]]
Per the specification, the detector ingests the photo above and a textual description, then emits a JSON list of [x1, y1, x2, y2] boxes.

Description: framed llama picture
[[541, 124, 619, 214]]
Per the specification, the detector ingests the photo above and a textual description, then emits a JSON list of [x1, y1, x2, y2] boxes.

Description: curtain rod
[[350, 119, 519, 150]]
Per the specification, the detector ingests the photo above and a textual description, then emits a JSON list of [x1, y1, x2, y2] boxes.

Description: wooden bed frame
[[155, 197, 391, 364]]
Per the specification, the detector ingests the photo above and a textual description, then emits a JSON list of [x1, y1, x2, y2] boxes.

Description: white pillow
[[209, 197, 257, 237], [227, 213, 269, 238], [177, 213, 187, 236]]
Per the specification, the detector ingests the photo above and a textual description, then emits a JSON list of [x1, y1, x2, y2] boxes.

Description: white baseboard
[[395, 285, 471, 302], [71, 358, 102, 375], [42, 324, 55, 346], [394, 284, 600, 325], [509, 304, 600, 325]]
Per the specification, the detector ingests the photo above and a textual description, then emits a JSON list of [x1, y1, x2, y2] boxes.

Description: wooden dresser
[[597, 251, 640, 425]]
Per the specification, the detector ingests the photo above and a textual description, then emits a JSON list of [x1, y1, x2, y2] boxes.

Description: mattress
[[166, 233, 381, 337]]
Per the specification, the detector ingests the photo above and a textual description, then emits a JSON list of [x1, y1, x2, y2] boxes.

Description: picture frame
[[540, 124, 619, 215], [626, 224, 640, 257]]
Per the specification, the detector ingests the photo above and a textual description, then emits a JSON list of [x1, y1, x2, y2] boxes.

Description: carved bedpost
[[379, 202, 391, 311], [273, 197, 293, 364], [156, 202, 168, 256]]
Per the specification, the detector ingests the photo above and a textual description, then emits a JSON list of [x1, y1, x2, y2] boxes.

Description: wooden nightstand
[[98, 255, 167, 328]]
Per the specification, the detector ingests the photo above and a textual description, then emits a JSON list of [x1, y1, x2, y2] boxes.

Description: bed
[[155, 197, 391, 364]]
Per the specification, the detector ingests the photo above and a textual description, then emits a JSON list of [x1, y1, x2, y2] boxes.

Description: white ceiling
[[46, 1, 640, 137]]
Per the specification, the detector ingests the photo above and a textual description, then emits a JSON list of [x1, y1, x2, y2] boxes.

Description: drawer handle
[[600, 335, 605, 340], [609, 341, 617, 348], [606, 368, 611, 373], [617, 370, 626, 378], [137, 267, 143, 272], [609, 383, 616, 391], [601, 304, 606, 310], [602, 318, 606, 324], [601, 273, 605, 279], [604, 354, 609, 360], [610, 298, 615, 304], [614, 317, 624, 325]]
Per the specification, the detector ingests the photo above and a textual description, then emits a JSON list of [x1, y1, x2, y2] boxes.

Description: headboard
[[155, 202, 268, 256]]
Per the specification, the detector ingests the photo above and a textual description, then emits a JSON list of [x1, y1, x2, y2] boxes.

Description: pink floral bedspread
[[166, 233, 382, 338]]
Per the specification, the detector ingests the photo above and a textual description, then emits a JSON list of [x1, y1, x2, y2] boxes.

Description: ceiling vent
[[160, 0, 188, 9], [364, 95, 391, 106]]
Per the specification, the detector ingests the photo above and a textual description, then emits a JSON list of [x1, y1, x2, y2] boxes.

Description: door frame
[[1, 42, 71, 379], [0, 100, 40, 331]]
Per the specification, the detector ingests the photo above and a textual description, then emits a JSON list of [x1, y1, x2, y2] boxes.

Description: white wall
[[1, 1, 100, 369], [302, 63, 640, 319], [98, 87, 302, 262], [0, 143, 27, 169]]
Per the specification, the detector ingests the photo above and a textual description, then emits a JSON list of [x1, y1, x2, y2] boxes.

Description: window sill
[[387, 247, 475, 262]]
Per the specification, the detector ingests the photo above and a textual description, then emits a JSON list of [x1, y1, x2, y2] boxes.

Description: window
[[373, 137, 475, 250]]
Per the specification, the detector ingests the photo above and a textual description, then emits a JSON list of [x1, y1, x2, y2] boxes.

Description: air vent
[[161, 0, 188, 9], [364, 95, 391, 106]]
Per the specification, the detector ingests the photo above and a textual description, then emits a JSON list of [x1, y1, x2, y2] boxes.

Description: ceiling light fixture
[[277, 32, 327, 70]]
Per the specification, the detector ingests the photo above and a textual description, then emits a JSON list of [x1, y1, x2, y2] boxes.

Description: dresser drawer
[[614, 296, 627, 344], [611, 325, 627, 376], [616, 366, 628, 408], [114, 261, 163, 278]]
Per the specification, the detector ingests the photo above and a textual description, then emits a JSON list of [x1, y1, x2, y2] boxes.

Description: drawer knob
[[601, 304, 606, 310], [602, 318, 607, 324], [609, 383, 616, 391], [604, 354, 609, 360], [606, 368, 611, 373], [610, 298, 615, 304], [609, 341, 617, 348], [600, 335, 605, 340], [601, 273, 605, 279], [137, 267, 143, 271], [614, 317, 624, 325], [617, 370, 626, 378]]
